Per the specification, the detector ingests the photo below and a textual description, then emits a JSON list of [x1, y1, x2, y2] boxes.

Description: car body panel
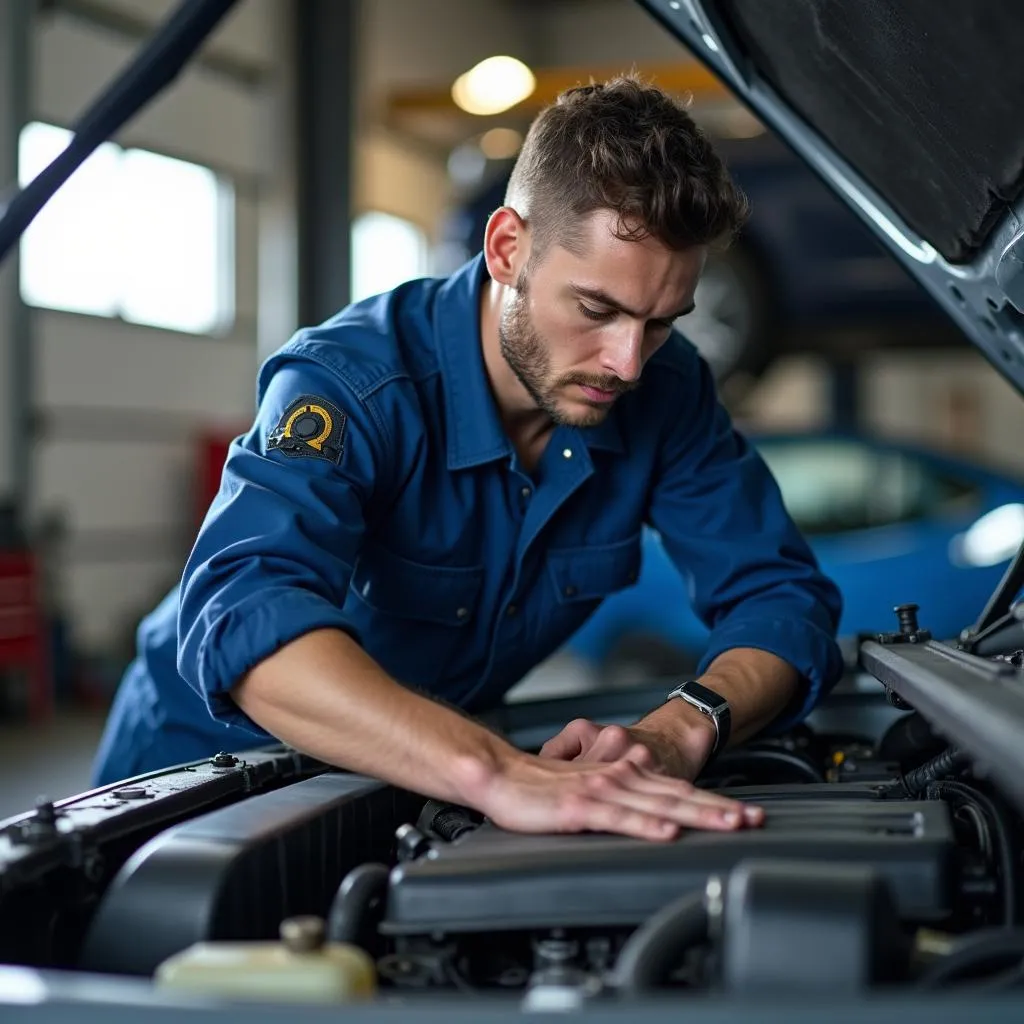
[[637, 0, 1024, 394]]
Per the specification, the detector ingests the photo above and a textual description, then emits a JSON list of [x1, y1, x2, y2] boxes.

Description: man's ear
[[483, 206, 529, 286]]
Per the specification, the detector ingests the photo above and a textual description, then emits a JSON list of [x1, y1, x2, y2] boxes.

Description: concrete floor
[[0, 709, 107, 821]]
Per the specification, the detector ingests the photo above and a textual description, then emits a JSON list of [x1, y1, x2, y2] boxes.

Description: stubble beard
[[498, 270, 634, 429]]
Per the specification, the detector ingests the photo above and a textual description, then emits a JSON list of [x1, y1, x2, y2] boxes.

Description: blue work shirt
[[92, 254, 843, 786]]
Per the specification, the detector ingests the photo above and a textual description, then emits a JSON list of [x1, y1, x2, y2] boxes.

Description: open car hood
[[639, 0, 1024, 393]]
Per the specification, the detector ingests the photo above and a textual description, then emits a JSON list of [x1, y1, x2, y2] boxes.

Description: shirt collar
[[434, 253, 626, 471], [435, 254, 513, 470]]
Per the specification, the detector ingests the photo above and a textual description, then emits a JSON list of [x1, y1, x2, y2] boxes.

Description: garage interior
[[0, 0, 1023, 818]]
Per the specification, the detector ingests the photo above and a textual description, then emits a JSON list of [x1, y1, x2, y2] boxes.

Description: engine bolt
[[894, 603, 920, 635], [34, 798, 56, 824], [395, 823, 432, 861]]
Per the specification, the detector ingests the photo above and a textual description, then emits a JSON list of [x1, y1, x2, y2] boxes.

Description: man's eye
[[578, 303, 614, 322]]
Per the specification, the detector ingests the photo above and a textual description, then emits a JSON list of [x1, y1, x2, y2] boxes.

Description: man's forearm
[[635, 647, 800, 773], [701, 647, 800, 744], [231, 628, 521, 806]]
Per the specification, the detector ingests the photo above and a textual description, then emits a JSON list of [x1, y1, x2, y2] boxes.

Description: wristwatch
[[665, 680, 731, 757]]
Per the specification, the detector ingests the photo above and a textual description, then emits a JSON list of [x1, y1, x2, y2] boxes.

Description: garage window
[[351, 211, 429, 304], [18, 121, 234, 335]]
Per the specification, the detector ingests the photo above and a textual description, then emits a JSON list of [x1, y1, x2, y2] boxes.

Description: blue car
[[564, 433, 1024, 678]]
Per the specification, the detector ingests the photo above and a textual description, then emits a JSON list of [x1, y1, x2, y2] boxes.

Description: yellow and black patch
[[267, 395, 346, 463]]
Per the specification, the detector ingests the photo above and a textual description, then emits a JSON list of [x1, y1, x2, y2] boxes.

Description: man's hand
[[539, 718, 711, 780], [476, 750, 759, 842], [536, 718, 764, 832]]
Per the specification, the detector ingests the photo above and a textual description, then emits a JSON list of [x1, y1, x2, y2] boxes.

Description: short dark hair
[[505, 73, 749, 259]]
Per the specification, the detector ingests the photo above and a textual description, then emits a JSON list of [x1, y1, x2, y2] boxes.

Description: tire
[[677, 240, 777, 394]]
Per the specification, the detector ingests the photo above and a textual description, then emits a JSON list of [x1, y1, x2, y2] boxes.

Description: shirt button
[[506, 604, 518, 617], [520, 486, 531, 499], [563, 585, 577, 597], [562, 448, 573, 459], [456, 607, 470, 620]]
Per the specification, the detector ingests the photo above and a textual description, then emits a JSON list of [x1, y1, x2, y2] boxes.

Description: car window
[[757, 440, 981, 535]]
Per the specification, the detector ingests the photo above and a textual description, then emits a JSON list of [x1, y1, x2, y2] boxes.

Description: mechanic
[[92, 75, 843, 842]]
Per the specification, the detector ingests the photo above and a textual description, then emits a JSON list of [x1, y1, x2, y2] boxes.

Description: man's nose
[[599, 325, 644, 383]]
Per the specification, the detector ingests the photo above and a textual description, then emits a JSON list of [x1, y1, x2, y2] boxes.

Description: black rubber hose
[[417, 799, 480, 842], [917, 928, 1024, 987], [327, 863, 390, 946], [903, 747, 969, 796], [614, 891, 708, 994], [927, 781, 1017, 927], [878, 712, 943, 767], [704, 747, 825, 785]]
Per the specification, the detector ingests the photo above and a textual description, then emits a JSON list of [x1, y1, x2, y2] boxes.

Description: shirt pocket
[[546, 531, 643, 614], [348, 542, 484, 687]]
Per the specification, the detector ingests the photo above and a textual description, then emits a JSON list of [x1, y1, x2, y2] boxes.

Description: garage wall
[[353, 0, 538, 238], [863, 351, 1024, 475], [738, 349, 1024, 480], [354, 128, 451, 236], [26, 0, 293, 655]]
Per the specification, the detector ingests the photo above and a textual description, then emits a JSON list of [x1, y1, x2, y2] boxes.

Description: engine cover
[[382, 785, 954, 935]]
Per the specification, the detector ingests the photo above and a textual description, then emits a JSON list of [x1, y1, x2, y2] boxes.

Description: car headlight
[[950, 503, 1024, 567]]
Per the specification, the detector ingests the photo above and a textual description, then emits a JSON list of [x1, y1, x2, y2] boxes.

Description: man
[[93, 76, 843, 842]]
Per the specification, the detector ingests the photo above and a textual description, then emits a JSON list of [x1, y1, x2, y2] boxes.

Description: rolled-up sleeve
[[177, 351, 389, 731], [646, 347, 844, 732]]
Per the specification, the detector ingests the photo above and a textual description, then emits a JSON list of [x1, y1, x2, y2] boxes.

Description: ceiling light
[[479, 127, 523, 160], [452, 56, 536, 116]]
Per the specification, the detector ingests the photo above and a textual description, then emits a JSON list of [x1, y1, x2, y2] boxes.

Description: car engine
[[5, 663, 1018, 1013], [360, 728, 1017, 1002]]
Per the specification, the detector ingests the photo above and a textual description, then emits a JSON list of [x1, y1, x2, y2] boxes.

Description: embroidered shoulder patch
[[267, 395, 347, 463]]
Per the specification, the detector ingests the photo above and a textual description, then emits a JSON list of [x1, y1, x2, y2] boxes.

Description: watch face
[[683, 681, 727, 712], [669, 681, 730, 756]]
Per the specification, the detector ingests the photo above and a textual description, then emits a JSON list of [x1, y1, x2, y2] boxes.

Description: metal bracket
[[997, 225, 1024, 314], [859, 638, 1024, 817]]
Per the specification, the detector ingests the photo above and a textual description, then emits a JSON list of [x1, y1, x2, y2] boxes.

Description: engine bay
[[361, 721, 1018, 1000], [6, 661, 1020, 1014]]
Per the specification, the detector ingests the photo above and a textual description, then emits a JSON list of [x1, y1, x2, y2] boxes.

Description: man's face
[[499, 209, 706, 428]]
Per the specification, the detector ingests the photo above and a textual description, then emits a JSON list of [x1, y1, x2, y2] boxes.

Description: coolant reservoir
[[154, 915, 377, 1004]]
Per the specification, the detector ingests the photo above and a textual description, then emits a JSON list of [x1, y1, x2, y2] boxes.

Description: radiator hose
[[925, 780, 1017, 927], [613, 891, 708, 994], [327, 863, 390, 949]]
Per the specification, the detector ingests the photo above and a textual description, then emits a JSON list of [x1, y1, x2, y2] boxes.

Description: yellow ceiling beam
[[384, 61, 731, 118]]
